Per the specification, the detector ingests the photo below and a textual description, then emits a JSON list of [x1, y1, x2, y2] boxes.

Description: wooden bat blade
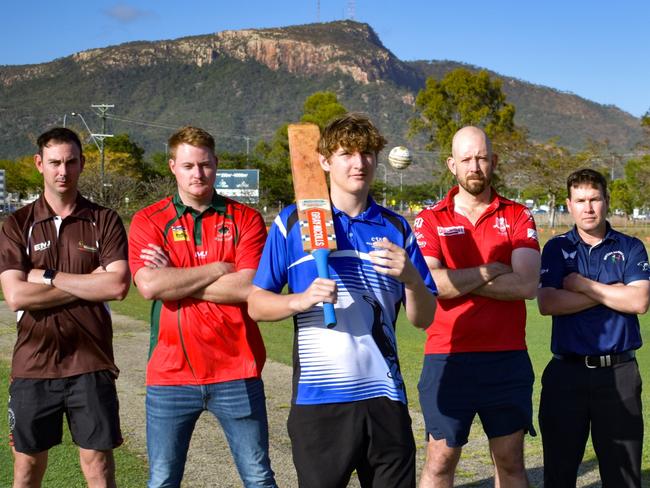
[[288, 123, 337, 254], [288, 122, 337, 327]]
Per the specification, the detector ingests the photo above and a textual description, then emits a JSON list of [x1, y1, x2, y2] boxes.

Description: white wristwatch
[[43, 269, 57, 286]]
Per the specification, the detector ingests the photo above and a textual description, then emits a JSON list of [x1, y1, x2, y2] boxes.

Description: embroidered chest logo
[[604, 251, 625, 264], [493, 217, 510, 235], [365, 236, 386, 247], [413, 217, 424, 229], [562, 250, 577, 260], [215, 222, 234, 241], [437, 226, 465, 236], [172, 225, 189, 242], [33, 241, 51, 252], [195, 250, 208, 259], [78, 241, 98, 252]]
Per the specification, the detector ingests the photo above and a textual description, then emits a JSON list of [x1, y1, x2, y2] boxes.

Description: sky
[[2, 0, 649, 117]]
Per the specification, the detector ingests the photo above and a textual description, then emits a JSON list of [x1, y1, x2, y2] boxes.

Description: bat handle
[[313, 249, 337, 328]]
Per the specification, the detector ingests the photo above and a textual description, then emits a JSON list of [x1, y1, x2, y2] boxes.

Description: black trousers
[[539, 357, 643, 488]]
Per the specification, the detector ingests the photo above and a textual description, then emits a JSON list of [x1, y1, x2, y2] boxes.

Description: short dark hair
[[37, 127, 83, 157], [318, 113, 387, 158], [168, 126, 216, 158], [567, 168, 608, 199]]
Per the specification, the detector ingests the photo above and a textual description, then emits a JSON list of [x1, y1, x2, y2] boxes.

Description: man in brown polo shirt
[[0, 127, 131, 488]]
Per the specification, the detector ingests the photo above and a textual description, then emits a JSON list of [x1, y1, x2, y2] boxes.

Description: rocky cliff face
[[1, 21, 418, 88]]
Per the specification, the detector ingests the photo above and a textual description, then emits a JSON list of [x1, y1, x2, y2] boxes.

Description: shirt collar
[[433, 185, 511, 213], [32, 192, 95, 223], [332, 196, 384, 224], [172, 191, 226, 216], [567, 221, 617, 246]]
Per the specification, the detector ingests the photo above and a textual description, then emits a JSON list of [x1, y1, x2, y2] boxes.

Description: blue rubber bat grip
[[313, 249, 336, 327]]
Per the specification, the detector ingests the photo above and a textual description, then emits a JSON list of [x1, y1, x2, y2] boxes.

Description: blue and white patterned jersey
[[253, 198, 437, 405]]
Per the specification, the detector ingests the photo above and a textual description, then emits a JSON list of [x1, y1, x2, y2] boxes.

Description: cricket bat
[[288, 123, 338, 328]]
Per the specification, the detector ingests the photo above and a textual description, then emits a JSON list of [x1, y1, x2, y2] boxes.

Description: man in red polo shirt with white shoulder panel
[[128, 126, 276, 488], [414, 126, 540, 488]]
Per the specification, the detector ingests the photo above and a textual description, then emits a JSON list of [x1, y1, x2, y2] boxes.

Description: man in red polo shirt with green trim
[[414, 126, 541, 488], [128, 126, 276, 488]]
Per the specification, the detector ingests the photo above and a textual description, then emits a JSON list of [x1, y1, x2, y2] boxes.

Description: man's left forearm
[[473, 271, 538, 300], [566, 274, 650, 314], [191, 269, 256, 304]]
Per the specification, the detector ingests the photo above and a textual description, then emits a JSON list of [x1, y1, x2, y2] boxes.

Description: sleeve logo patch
[[527, 228, 538, 240]]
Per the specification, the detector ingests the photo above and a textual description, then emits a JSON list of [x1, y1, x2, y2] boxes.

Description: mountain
[[0, 21, 643, 167]]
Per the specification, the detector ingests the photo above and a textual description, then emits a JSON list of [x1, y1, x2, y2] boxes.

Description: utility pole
[[91, 104, 115, 201], [243, 136, 251, 160]]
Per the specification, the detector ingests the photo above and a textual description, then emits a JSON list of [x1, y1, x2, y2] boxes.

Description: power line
[[103, 113, 275, 142]]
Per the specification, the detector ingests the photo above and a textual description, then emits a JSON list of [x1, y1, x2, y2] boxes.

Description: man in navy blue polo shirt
[[537, 168, 650, 487]]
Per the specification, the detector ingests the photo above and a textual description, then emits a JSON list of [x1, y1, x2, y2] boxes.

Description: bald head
[[451, 126, 493, 159], [447, 126, 497, 197]]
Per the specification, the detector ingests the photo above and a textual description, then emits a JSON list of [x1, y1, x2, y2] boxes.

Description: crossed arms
[[133, 244, 253, 304], [1, 261, 131, 312], [538, 273, 650, 316], [426, 247, 541, 301]]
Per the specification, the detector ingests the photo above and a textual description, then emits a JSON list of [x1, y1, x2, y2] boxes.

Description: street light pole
[[399, 172, 404, 213]]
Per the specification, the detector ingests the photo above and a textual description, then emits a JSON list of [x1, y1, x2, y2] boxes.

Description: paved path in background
[[0, 302, 603, 487]]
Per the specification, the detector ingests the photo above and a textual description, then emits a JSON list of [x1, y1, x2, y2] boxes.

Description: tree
[[640, 108, 650, 150], [0, 156, 42, 198], [610, 179, 635, 217], [301, 91, 347, 129], [503, 140, 591, 227], [255, 91, 348, 207], [410, 68, 517, 158], [83, 133, 147, 181], [623, 155, 650, 210]]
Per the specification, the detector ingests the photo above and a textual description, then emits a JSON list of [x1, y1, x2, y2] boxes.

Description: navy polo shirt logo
[[604, 251, 625, 263]]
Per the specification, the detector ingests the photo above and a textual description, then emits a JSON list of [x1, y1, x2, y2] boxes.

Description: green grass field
[[3, 269, 650, 483]]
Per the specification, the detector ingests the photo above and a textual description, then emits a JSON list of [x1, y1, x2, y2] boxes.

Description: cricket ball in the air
[[388, 146, 412, 170]]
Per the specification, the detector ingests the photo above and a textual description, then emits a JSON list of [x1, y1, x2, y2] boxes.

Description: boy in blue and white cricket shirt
[[248, 113, 437, 488]]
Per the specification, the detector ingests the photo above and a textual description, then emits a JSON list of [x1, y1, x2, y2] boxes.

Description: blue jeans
[[146, 378, 277, 488]]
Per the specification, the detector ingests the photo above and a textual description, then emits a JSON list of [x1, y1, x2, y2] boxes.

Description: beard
[[458, 173, 490, 196]]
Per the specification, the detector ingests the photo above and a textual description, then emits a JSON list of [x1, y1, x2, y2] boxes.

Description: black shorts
[[8, 370, 122, 453], [418, 351, 535, 448], [288, 396, 415, 488]]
